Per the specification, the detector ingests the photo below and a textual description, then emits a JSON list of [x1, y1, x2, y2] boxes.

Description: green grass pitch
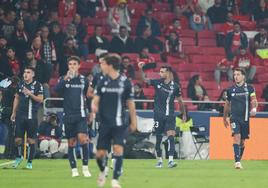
[[0, 159, 267, 188]]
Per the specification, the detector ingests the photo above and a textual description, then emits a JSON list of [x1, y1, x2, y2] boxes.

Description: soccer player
[[10, 66, 44, 169], [138, 63, 186, 168], [223, 68, 258, 169], [54, 56, 91, 177], [91, 54, 137, 188]]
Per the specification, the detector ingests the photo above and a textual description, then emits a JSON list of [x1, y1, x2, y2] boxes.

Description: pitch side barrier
[[43, 98, 268, 137]]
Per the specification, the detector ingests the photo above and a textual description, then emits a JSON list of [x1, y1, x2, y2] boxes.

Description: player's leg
[[96, 124, 111, 187], [231, 120, 242, 168], [12, 117, 25, 168], [166, 116, 177, 168], [25, 119, 38, 169], [240, 139, 245, 159], [240, 121, 249, 160], [77, 117, 91, 177], [154, 120, 164, 168]]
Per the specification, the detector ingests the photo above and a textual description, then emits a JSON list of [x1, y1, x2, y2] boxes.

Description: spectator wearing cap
[[233, 47, 256, 83], [87, 25, 110, 54], [225, 21, 248, 61], [109, 25, 134, 53], [136, 8, 161, 37], [108, 0, 131, 35]]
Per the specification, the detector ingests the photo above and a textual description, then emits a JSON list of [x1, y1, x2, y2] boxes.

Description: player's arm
[[10, 93, 19, 122], [176, 96, 187, 122], [250, 90, 258, 116], [91, 95, 100, 114], [138, 62, 151, 84], [22, 85, 43, 103], [127, 99, 137, 133], [223, 100, 230, 128]]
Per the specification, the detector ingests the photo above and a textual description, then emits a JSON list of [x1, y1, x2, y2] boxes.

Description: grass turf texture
[[0, 159, 267, 188]]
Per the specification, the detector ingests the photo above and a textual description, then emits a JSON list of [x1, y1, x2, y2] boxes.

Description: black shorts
[[154, 115, 176, 136], [63, 115, 88, 139], [97, 124, 128, 150], [230, 118, 250, 139], [15, 116, 38, 139]]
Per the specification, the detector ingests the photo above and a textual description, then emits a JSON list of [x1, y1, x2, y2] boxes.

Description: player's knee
[[68, 138, 77, 147], [15, 138, 23, 145], [113, 145, 123, 155], [77, 133, 89, 145], [27, 138, 35, 144], [96, 150, 106, 158], [166, 130, 175, 136]]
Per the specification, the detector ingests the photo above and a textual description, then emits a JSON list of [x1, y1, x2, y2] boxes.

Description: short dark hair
[[103, 54, 121, 70], [24, 66, 36, 72], [160, 66, 172, 72], [233, 21, 241, 26], [67, 56, 80, 64], [234, 67, 246, 75]]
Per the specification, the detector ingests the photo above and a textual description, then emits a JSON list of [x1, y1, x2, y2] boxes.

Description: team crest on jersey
[[104, 81, 108, 85], [231, 93, 235, 96], [30, 85, 35, 90], [66, 84, 70, 88], [80, 78, 84, 84], [157, 84, 161, 89]]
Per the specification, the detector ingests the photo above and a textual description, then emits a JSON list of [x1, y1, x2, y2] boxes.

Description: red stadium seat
[[198, 38, 217, 47], [79, 62, 95, 75], [152, 3, 170, 12], [181, 37, 196, 46], [202, 47, 225, 56], [198, 30, 216, 39], [146, 72, 159, 79], [143, 88, 155, 99]]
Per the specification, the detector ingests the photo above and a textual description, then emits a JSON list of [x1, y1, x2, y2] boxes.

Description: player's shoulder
[[246, 83, 255, 90]]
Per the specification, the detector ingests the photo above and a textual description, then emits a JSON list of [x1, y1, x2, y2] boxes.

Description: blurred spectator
[[0, 34, 8, 59], [4, 47, 20, 77], [214, 58, 233, 89], [59, 37, 80, 76], [233, 48, 256, 83], [197, 0, 214, 13], [72, 14, 88, 59], [164, 18, 182, 37], [207, 0, 228, 24], [77, 0, 92, 18], [222, 0, 239, 15], [87, 25, 110, 54], [0, 89, 8, 159], [215, 89, 227, 115], [58, 0, 77, 18], [44, 11, 59, 27], [38, 113, 62, 158], [0, 9, 16, 41], [253, 0, 268, 25], [17, 0, 30, 19], [164, 31, 185, 59], [0, 6, 4, 21], [120, 56, 135, 80], [216, 11, 234, 47], [261, 84, 268, 111], [187, 74, 212, 111], [225, 21, 248, 61], [253, 27, 268, 53], [10, 19, 29, 62], [109, 25, 134, 53], [134, 83, 146, 110], [240, 0, 257, 15], [108, 0, 131, 35], [22, 48, 50, 98], [173, 0, 196, 18], [136, 8, 161, 37], [24, 10, 41, 39], [189, 5, 212, 32], [135, 26, 163, 53], [137, 47, 156, 71]]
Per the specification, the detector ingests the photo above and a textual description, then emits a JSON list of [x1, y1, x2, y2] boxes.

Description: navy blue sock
[[167, 136, 175, 157], [240, 146, 245, 159], [81, 144, 89, 166], [88, 143, 93, 158], [68, 147, 77, 169], [28, 144, 35, 163], [113, 155, 123, 180], [233, 144, 240, 162], [96, 157, 106, 172], [16, 144, 22, 158], [155, 135, 163, 158]]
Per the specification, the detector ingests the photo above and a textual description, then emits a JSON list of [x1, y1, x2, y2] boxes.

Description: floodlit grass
[[0, 159, 267, 188]]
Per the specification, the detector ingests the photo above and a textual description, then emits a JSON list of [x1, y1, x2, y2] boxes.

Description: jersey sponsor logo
[[232, 92, 249, 96], [101, 87, 124, 94], [65, 84, 84, 88]]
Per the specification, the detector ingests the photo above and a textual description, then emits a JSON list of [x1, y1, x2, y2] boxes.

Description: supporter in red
[[164, 31, 185, 59], [164, 18, 182, 37], [137, 47, 156, 72], [58, 0, 77, 17], [233, 48, 256, 83], [1, 47, 20, 77], [214, 58, 233, 89], [225, 21, 248, 61], [216, 11, 234, 47]]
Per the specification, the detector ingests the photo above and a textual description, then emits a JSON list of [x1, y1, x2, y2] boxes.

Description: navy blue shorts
[[63, 115, 88, 139], [97, 124, 128, 150], [154, 115, 176, 136], [230, 118, 250, 139], [15, 116, 38, 139]]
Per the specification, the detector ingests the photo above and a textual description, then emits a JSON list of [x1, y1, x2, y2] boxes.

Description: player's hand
[[129, 122, 137, 133], [223, 118, 229, 128], [138, 62, 145, 69], [250, 108, 257, 116], [10, 113, 16, 122], [22, 87, 32, 96], [88, 113, 96, 124]]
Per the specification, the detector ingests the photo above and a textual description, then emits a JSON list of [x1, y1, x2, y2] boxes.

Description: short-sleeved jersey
[[150, 79, 181, 117], [95, 74, 134, 126], [226, 83, 256, 122], [91, 73, 105, 89], [55, 75, 89, 117], [16, 80, 43, 119]]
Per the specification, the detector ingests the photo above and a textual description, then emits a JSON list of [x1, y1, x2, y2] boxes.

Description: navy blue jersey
[[91, 72, 105, 89], [226, 83, 256, 122], [95, 75, 134, 126], [16, 80, 43, 119], [55, 75, 89, 117], [150, 79, 181, 117]]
